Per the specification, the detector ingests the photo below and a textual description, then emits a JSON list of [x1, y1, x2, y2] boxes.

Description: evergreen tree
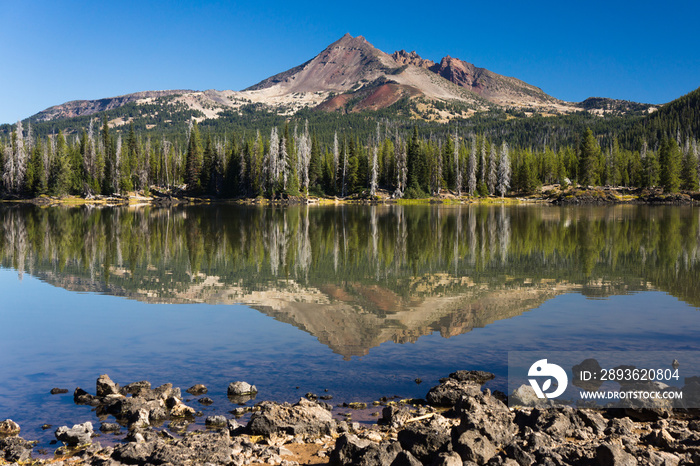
[[48, 131, 72, 196], [659, 137, 681, 192], [681, 140, 699, 191], [185, 121, 203, 192], [578, 128, 600, 187]]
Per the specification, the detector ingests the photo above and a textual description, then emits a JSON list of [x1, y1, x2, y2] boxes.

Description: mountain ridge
[[25, 33, 657, 126]]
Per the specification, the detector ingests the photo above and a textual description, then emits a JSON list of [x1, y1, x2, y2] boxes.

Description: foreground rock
[[3, 371, 700, 465], [248, 398, 335, 436], [55, 422, 93, 446]]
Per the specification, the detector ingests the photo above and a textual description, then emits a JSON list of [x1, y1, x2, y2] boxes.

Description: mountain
[[24, 33, 655, 129], [32, 90, 193, 122]]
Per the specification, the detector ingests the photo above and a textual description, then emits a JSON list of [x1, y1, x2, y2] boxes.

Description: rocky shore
[[1, 371, 699, 465]]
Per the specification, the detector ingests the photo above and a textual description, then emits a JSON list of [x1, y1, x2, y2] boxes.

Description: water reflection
[[1, 204, 699, 357]]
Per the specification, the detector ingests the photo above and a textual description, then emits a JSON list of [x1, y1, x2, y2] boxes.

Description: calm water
[[1, 203, 699, 448]]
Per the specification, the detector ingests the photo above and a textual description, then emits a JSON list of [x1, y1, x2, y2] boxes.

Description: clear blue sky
[[1, 0, 698, 124]]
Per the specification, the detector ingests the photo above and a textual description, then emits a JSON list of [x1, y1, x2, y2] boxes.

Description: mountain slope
[[23, 33, 657, 128], [32, 90, 193, 122]]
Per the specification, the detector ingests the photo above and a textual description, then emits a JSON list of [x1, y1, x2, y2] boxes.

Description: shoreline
[[2, 186, 700, 208], [1, 372, 698, 465]]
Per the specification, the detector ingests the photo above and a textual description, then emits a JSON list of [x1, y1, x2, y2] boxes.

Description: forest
[[1, 86, 699, 200]]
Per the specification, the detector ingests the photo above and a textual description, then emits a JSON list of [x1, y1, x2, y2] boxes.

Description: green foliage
[[185, 122, 203, 193], [578, 128, 601, 187], [659, 137, 682, 193]]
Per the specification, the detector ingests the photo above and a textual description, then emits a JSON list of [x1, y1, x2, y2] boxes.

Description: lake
[[1, 203, 699, 448]]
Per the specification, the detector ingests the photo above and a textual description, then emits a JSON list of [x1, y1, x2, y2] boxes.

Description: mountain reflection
[[1, 204, 699, 357]]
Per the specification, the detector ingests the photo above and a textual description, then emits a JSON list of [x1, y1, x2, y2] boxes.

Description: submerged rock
[[186, 384, 208, 396]]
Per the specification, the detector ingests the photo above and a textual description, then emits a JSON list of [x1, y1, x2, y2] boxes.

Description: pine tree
[[659, 137, 681, 192], [49, 131, 72, 196], [185, 121, 203, 193], [681, 139, 699, 191], [578, 128, 600, 187]]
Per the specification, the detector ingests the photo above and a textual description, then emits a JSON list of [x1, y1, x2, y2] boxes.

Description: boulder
[[50, 388, 69, 395], [55, 422, 93, 446], [595, 443, 638, 466], [452, 430, 496, 464], [397, 423, 451, 463], [248, 398, 335, 436], [228, 381, 257, 396], [329, 433, 371, 465], [122, 380, 151, 395], [446, 370, 495, 385], [380, 405, 412, 427], [456, 391, 516, 446], [0, 420, 20, 437], [96, 374, 121, 397], [426, 378, 482, 407], [205, 415, 228, 428]]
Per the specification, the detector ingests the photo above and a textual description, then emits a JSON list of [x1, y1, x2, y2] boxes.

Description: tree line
[[1, 116, 699, 199]]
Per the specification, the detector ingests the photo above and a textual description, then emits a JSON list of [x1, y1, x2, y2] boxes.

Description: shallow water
[[1, 203, 699, 448]]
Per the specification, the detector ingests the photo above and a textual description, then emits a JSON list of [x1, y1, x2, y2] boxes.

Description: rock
[[391, 450, 423, 466], [96, 374, 121, 397], [446, 370, 495, 385], [397, 423, 451, 463], [122, 380, 151, 395], [425, 378, 482, 407], [128, 408, 151, 429], [430, 451, 463, 466], [55, 422, 93, 445], [456, 391, 516, 446], [577, 410, 608, 435], [596, 443, 638, 466], [1, 437, 32, 462], [186, 384, 208, 396], [509, 384, 547, 407], [205, 415, 228, 428], [74, 387, 99, 406], [648, 451, 680, 466], [198, 397, 214, 405], [452, 429, 496, 464], [248, 398, 335, 436], [352, 441, 401, 466], [515, 407, 580, 440], [380, 405, 412, 427], [228, 419, 243, 436], [0, 420, 20, 436], [644, 429, 676, 449], [329, 433, 371, 465], [228, 381, 257, 396], [99, 422, 121, 433], [348, 402, 367, 410], [50, 388, 69, 395], [166, 397, 195, 417], [150, 383, 174, 400], [504, 443, 535, 466]]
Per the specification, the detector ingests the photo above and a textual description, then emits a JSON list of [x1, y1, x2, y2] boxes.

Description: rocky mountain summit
[[26, 34, 654, 127]]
